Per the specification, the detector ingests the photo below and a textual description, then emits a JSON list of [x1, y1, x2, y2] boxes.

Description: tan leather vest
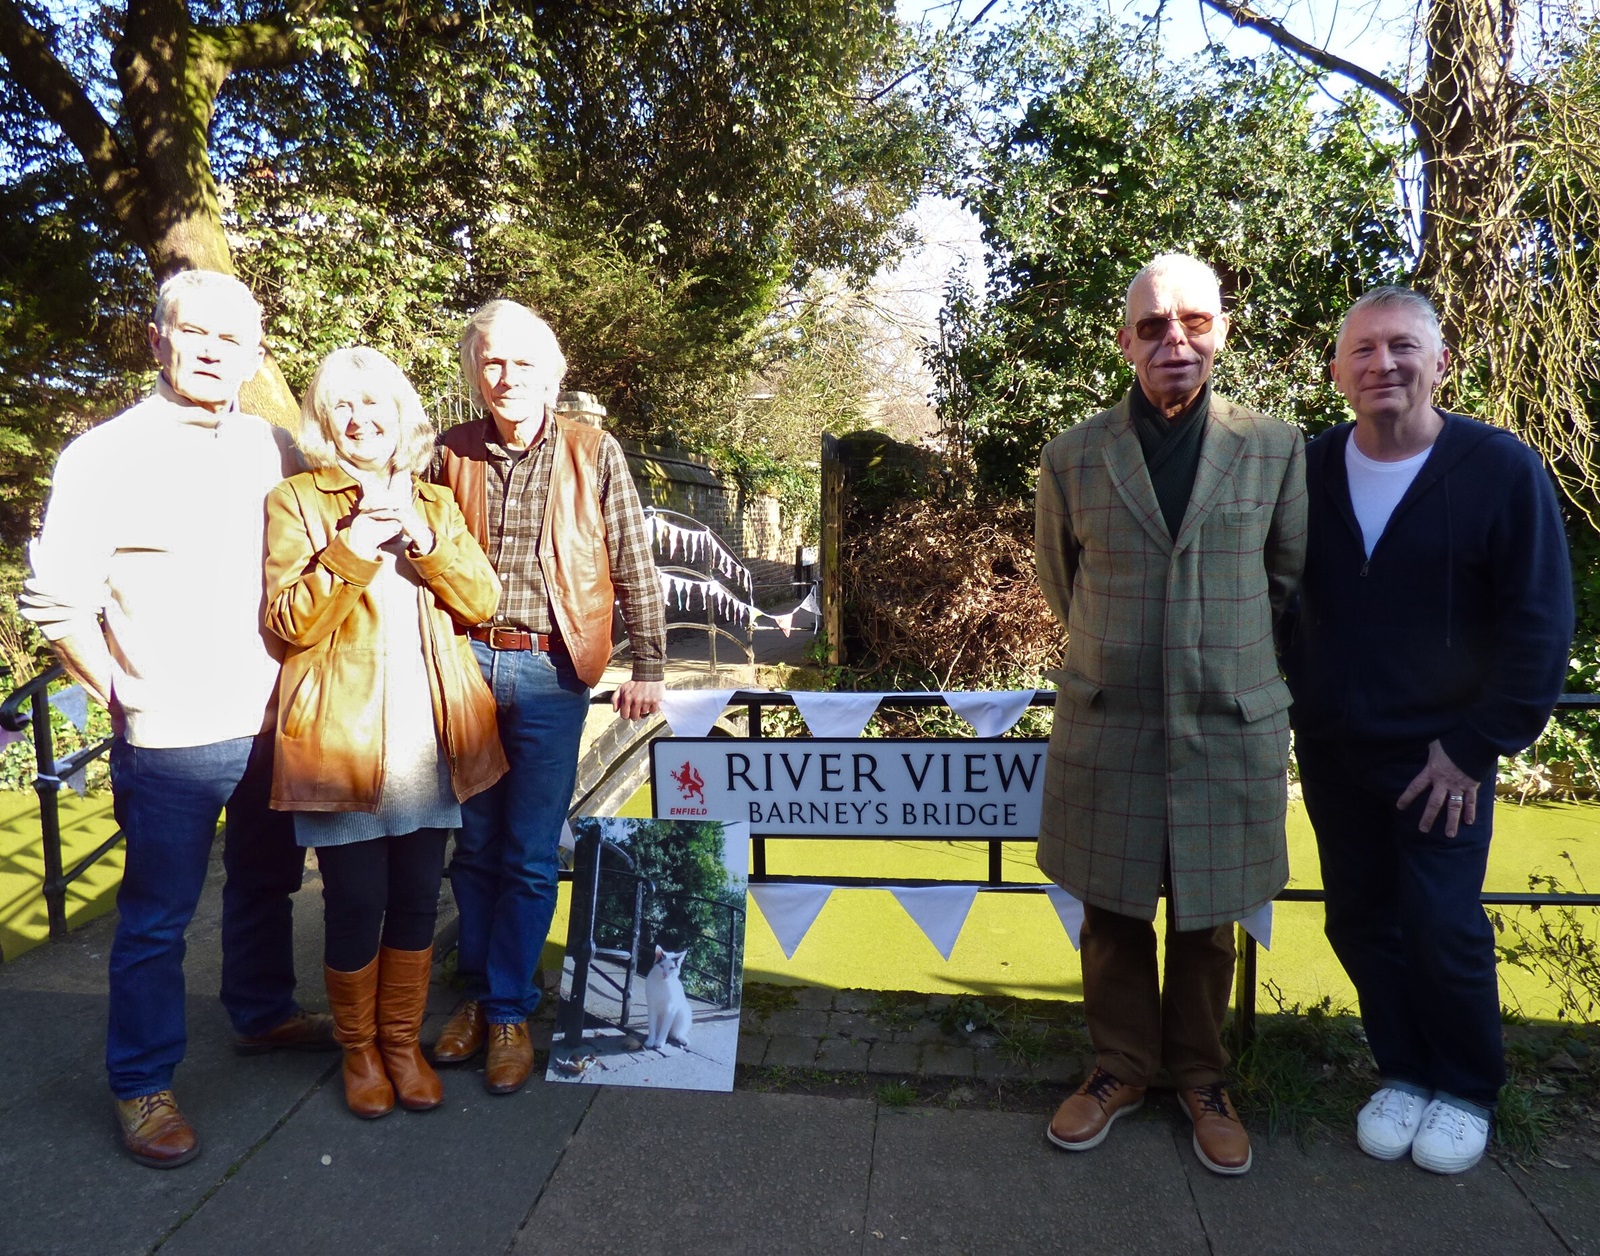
[[435, 416, 616, 687]]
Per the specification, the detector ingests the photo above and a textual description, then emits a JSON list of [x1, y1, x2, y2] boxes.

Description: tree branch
[[1199, 0, 1415, 123], [0, 0, 144, 234], [201, 0, 466, 77]]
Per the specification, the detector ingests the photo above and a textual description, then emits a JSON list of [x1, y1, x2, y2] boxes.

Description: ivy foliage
[[932, 9, 1409, 498]]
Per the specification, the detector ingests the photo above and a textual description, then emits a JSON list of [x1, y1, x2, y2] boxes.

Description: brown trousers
[[1080, 898, 1235, 1090]]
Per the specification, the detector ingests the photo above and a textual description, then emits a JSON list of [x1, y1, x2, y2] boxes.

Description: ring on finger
[[1447, 793, 1465, 804]]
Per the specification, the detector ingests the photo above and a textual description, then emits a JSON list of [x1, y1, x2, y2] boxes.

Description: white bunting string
[[889, 886, 979, 961], [645, 512, 751, 591], [790, 691, 883, 738], [49, 685, 89, 732], [1240, 901, 1273, 950], [658, 690, 738, 739], [942, 690, 1037, 738], [749, 884, 835, 959], [1043, 886, 1086, 951]]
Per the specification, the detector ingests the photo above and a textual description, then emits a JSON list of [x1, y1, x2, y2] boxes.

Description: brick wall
[[621, 440, 801, 564]]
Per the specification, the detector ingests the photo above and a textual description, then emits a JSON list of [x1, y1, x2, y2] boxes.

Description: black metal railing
[[0, 665, 120, 943]]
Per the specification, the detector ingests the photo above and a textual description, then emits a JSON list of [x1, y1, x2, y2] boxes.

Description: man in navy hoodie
[[1285, 286, 1573, 1174]]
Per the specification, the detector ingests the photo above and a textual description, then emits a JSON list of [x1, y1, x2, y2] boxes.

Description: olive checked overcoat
[[1034, 392, 1307, 931]]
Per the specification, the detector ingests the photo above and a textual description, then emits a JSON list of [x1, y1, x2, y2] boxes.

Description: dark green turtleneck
[[1130, 380, 1210, 538]]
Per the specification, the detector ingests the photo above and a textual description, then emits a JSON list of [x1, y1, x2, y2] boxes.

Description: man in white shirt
[[22, 270, 331, 1170]]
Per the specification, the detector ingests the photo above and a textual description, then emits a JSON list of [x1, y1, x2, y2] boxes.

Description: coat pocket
[[1046, 668, 1103, 709], [282, 667, 322, 740], [1234, 676, 1293, 723]]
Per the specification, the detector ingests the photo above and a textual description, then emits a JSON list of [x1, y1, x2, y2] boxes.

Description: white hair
[[1337, 286, 1444, 355], [152, 270, 263, 337], [457, 299, 567, 410], [1124, 253, 1224, 323]]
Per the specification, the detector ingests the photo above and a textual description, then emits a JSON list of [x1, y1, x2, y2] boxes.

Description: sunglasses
[[1133, 312, 1216, 341]]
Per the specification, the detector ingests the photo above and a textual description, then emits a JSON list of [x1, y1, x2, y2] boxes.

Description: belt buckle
[[488, 626, 521, 651]]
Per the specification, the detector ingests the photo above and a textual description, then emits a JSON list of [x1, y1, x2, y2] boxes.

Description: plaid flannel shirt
[[482, 427, 665, 681]]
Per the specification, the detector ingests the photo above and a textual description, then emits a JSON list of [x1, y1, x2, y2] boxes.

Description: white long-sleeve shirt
[[21, 383, 301, 748]]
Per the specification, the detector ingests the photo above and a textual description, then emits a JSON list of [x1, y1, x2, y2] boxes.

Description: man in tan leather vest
[[430, 300, 665, 1094]]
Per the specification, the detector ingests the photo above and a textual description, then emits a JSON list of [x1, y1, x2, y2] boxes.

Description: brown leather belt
[[470, 626, 552, 652]]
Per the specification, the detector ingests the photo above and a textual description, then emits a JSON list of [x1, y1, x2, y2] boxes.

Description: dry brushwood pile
[[843, 498, 1060, 685]]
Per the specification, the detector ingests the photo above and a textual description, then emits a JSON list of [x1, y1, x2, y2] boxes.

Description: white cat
[[643, 946, 693, 1050]]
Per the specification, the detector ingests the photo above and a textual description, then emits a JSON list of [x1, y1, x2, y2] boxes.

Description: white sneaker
[[1411, 1099, 1490, 1174], [1356, 1087, 1426, 1160]]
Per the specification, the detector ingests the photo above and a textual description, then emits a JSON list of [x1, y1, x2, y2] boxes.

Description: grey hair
[[1124, 253, 1224, 323], [1337, 286, 1444, 354], [151, 270, 263, 337], [299, 347, 437, 477], [457, 299, 567, 410]]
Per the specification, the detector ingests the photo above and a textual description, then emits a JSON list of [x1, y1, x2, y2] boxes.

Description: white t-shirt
[[1345, 436, 1432, 558], [21, 387, 300, 748]]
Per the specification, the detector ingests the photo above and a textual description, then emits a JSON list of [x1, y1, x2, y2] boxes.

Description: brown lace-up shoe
[[484, 1021, 534, 1095], [233, 1008, 337, 1055], [431, 999, 486, 1065], [1182, 1081, 1252, 1175], [1047, 1066, 1147, 1151], [115, 1090, 199, 1169]]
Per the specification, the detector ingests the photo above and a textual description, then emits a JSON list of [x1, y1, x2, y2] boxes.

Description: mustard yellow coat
[[265, 467, 508, 812]]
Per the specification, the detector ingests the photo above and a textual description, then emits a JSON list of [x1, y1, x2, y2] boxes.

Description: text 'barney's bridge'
[[648, 738, 1048, 838]]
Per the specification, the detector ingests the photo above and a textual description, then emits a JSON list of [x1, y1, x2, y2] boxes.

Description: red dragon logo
[[670, 761, 706, 805]]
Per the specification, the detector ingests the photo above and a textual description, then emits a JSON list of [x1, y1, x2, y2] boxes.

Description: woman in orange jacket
[[265, 346, 507, 1119]]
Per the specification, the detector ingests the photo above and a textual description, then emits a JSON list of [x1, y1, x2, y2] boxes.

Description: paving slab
[[863, 1105, 1209, 1254], [520, 1089, 876, 1255], [0, 995, 337, 1256], [1181, 1125, 1568, 1255], [158, 1072, 592, 1256], [1511, 1143, 1600, 1256]]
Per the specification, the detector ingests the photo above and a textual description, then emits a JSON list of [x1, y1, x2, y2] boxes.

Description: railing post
[[1232, 923, 1258, 1051], [559, 828, 605, 1047], [30, 687, 68, 941]]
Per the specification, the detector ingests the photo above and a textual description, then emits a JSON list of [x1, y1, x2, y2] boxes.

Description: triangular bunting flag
[[50, 685, 89, 732], [942, 690, 1037, 738], [749, 883, 833, 959], [0, 726, 23, 751], [658, 690, 738, 739], [64, 766, 88, 797], [797, 589, 819, 614], [1239, 901, 1273, 951], [889, 885, 979, 961], [790, 691, 882, 738], [558, 818, 575, 854], [772, 612, 795, 638], [1043, 885, 1085, 951]]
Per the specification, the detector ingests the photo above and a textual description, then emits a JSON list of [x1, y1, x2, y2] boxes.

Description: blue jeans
[[451, 640, 590, 1023], [1298, 737, 1502, 1114], [106, 731, 307, 1099]]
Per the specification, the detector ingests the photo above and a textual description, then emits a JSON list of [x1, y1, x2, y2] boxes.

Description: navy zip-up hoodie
[[1284, 412, 1574, 779]]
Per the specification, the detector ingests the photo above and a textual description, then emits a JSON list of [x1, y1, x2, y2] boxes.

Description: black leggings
[[317, 828, 449, 972]]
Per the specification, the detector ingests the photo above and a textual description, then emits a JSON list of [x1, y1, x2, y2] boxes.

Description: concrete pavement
[[2, 841, 1597, 1256]]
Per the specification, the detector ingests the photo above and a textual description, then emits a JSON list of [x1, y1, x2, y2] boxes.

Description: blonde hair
[[299, 347, 436, 477], [457, 299, 567, 411]]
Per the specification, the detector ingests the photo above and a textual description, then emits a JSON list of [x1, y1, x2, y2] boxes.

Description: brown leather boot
[[431, 999, 486, 1064], [377, 946, 442, 1112], [324, 958, 395, 1120]]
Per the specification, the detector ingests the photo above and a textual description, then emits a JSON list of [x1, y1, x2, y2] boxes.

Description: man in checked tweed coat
[[1035, 253, 1306, 1175]]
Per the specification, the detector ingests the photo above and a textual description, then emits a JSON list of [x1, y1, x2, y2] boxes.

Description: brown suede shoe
[[233, 1008, 337, 1055], [431, 999, 486, 1065], [1047, 1067, 1146, 1151], [484, 1021, 534, 1095], [1181, 1081, 1252, 1175], [115, 1090, 199, 1169]]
